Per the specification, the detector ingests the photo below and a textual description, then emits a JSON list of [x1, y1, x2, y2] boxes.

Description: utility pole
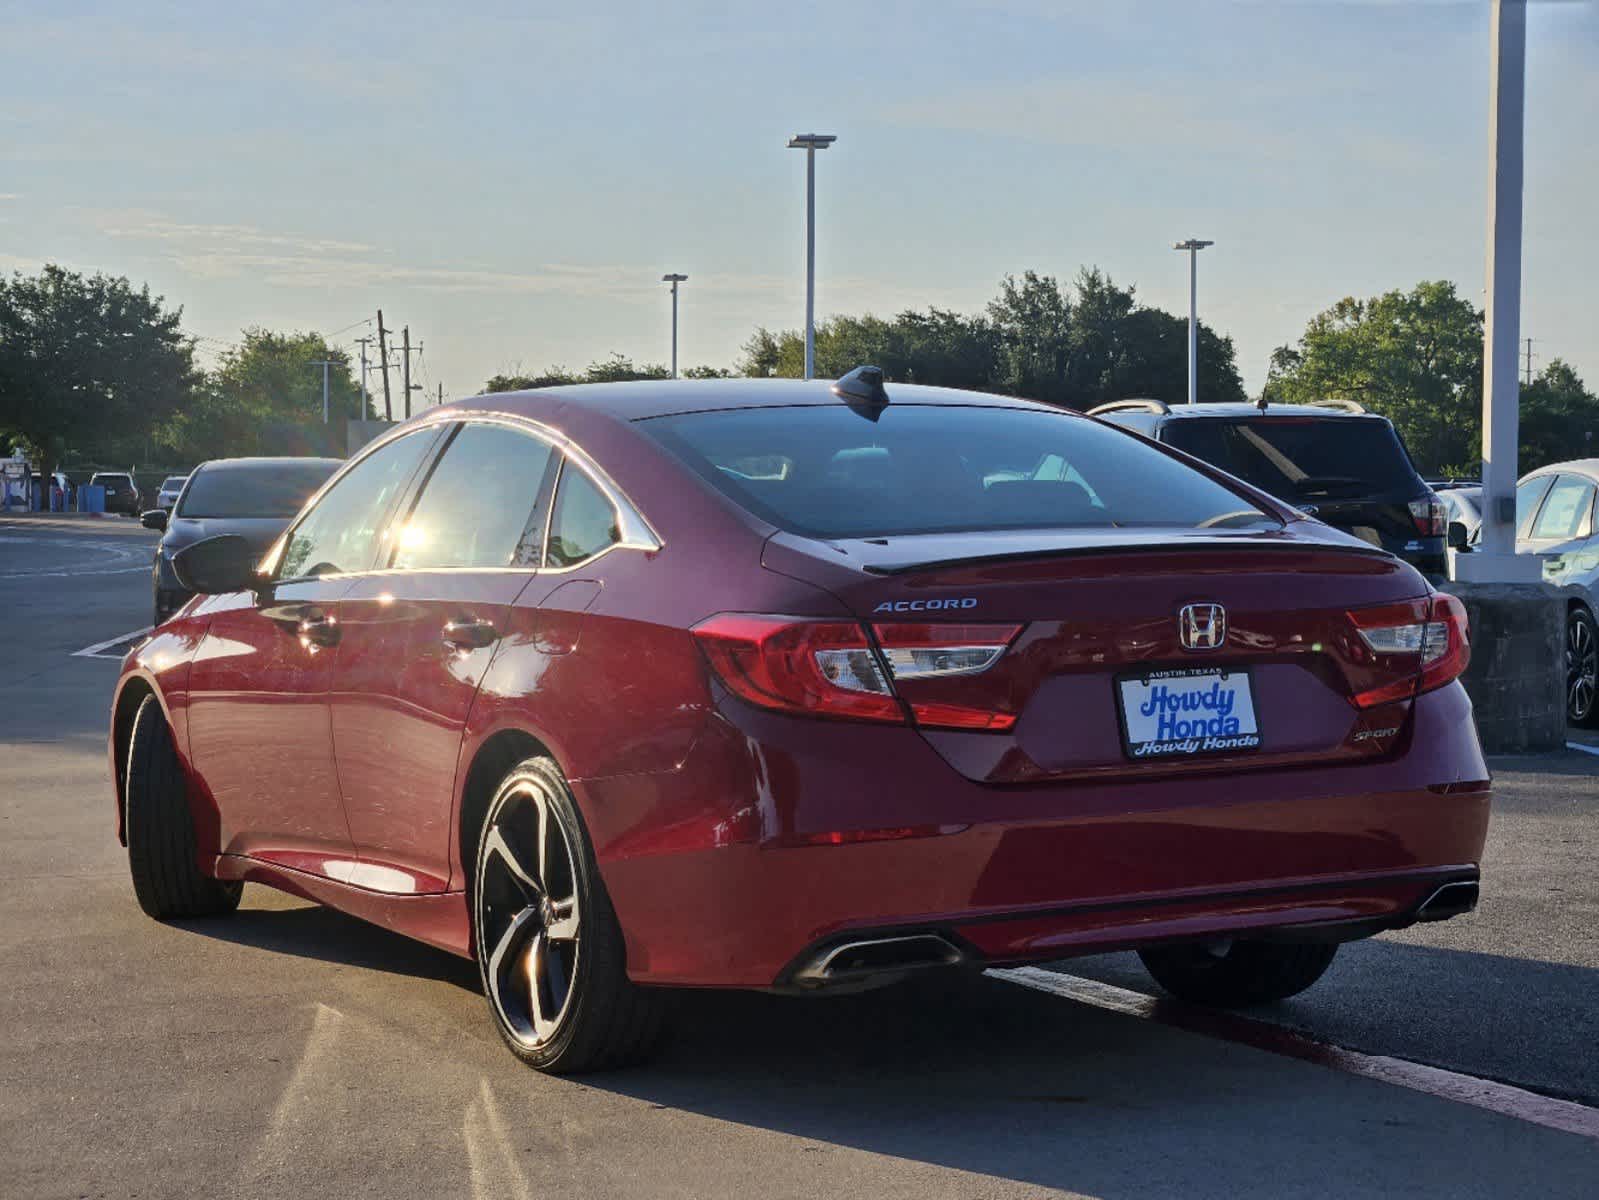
[[1523, 336, 1535, 386], [402, 326, 413, 419], [376, 310, 393, 421], [355, 336, 373, 418], [309, 360, 334, 424], [437, 383, 444, 406]]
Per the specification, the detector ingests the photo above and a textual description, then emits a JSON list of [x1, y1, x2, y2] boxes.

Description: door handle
[[298, 613, 342, 648], [443, 618, 499, 650]]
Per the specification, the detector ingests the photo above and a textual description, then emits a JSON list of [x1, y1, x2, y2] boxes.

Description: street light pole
[[310, 360, 334, 424], [1172, 239, 1213, 405], [788, 133, 837, 380], [662, 274, 688, 378]]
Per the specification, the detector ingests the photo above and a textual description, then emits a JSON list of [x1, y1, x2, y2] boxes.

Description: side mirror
[[172, 534, 262, 595], [140, 509, 168, 532], [1447, 521, 1470, 550]]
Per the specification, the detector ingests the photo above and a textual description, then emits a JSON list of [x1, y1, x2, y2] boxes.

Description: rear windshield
[[1159, 417, 1419, 501], [161, 477, 186, 490], [177, 461, 338, 519], [90, 474, 130, 485], [640, 405, 1278, 539]]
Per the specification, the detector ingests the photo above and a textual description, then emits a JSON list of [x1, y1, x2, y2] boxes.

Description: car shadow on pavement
[[179, 901, 480, 990], [575, 971, 1598, 1197]]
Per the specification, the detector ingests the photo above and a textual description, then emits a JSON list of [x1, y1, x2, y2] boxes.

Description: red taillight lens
[[692, 614, 902, 722], [692, 615, 1022, 728], [1409, 495, 1448, 537], [1345, 594, 1470, 707]]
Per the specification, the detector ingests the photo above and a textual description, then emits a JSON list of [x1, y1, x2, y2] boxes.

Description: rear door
[[185, 426, 442, 873], [330, 420, 559, 892]]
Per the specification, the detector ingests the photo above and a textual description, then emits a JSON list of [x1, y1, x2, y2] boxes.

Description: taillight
[[872, 622, 1023, 730], [1345, 594, 1470, 708], [1409, 495, 1447, 537], [692, 615, 901, 723], [692, 615, 1020, 729]]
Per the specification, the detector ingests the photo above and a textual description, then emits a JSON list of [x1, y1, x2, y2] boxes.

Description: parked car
[[155, 475, 189, 511], [89, 471, 142, 516], [1437, 484, 1483, 544], [143, 456, 341, 626], [1512, 461, 1599, 726], [1089, 399, 1448, 577], [110, 373, 1488, 1074]]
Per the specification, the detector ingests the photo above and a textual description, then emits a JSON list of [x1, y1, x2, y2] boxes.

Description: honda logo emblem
[[1178, 603, 1227, 651]]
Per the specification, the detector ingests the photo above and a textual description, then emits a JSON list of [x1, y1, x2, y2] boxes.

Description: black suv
[[88, 471, 143, 516], [1089, 399, 1446, 576]]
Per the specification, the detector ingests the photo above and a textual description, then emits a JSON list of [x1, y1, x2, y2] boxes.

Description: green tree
[[987, 270, 1074, 405], [0, 265, 196, 463], [1265, 281, 1484, 473], [1521, 359, 1599, 472], [160, 328, 362, 461]]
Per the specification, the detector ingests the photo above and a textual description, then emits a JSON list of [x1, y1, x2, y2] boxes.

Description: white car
[[155, 475, 188, 511], [1515, 461, 1599, 726]]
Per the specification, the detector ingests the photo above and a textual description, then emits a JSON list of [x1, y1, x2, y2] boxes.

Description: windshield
[[177, 461, 338, 519], [1160, 417, 1420, 501], [641, 405, 1278, 539], [161, 477, 186, 490]]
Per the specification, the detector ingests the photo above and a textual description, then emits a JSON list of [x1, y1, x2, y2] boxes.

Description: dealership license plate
[[1117, 668, 1261, 760]]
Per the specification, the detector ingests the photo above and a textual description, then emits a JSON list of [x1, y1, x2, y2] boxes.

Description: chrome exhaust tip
[[791, 934, 968, 989], [1415, 880, 1479, 921]]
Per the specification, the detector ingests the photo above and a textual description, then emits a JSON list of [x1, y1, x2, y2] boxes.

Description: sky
[[2, 0, 1596, 406]]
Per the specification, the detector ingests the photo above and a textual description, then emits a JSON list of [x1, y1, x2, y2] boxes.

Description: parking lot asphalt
[[2, 517, 1596, 1198]]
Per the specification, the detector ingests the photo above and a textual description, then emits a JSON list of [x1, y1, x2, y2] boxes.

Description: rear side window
[[1516, 476, 1556, 539], [640, 405, 1277, 539], [545, 462, 621, 567], [1529, 476, 1595, 541], [177, 461, 337, 519], [1159, 417, 1420, 502], [391, 423, 556, 569], [277, 430, 436, 579]]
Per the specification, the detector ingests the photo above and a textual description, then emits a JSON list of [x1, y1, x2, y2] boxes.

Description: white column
[[1457, 0, 1540, 582]]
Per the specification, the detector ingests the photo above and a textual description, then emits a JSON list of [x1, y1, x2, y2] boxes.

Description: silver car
[[1515, 461, 1599, 726], [155, 475, 188, 511]]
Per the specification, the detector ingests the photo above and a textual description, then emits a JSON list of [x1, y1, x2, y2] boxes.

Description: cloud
[[83, 209, 846, 302]]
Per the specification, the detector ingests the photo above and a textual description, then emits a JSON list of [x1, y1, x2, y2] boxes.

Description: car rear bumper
[[586, 682, 1490, 988]]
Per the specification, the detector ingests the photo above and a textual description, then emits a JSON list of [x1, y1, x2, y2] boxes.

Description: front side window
[[545, 462, 621, 567], [640, 405, 1277, 539], [277, 430, 437, 580], [391, 422, 556, 569], [1529, 476, 1595, 542]]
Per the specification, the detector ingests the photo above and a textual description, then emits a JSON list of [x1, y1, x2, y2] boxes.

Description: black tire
[[472, 755, 663, 1073], [1138, 939, 1337, 1007], [1567, 607, 1598, 727], [124, 695, 242, 919]]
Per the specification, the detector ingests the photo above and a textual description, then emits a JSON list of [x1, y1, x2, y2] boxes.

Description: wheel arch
[[454, 727, 556, 902]]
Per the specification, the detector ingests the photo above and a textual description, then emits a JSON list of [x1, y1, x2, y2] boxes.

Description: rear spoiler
[[861, 539, 1397, 576]]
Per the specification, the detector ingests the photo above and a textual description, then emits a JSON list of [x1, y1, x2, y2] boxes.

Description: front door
[[330, 420, 559, 892], [185, 425, 445, 877]]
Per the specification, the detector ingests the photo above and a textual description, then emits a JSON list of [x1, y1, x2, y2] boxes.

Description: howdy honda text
[[871, 598, 980, 613]]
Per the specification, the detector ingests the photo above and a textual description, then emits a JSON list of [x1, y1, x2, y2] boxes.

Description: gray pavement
[[2, 518, 1596, 1198]]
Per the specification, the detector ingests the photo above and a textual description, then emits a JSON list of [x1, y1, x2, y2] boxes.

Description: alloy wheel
[[1569, 612, 1598, 723], [475, 779, 582, 1049]]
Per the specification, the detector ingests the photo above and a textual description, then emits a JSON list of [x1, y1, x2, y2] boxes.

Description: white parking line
[[990, 966, 1599, 1142], [71, 627, 154, 659]]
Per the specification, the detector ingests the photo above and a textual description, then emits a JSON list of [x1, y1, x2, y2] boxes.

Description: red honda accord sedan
[[109, 371, 1490, 1072]]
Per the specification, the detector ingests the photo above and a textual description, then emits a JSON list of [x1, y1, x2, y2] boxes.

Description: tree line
[[0, 265, 370, 471], [3, 262, 1593, 479]]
